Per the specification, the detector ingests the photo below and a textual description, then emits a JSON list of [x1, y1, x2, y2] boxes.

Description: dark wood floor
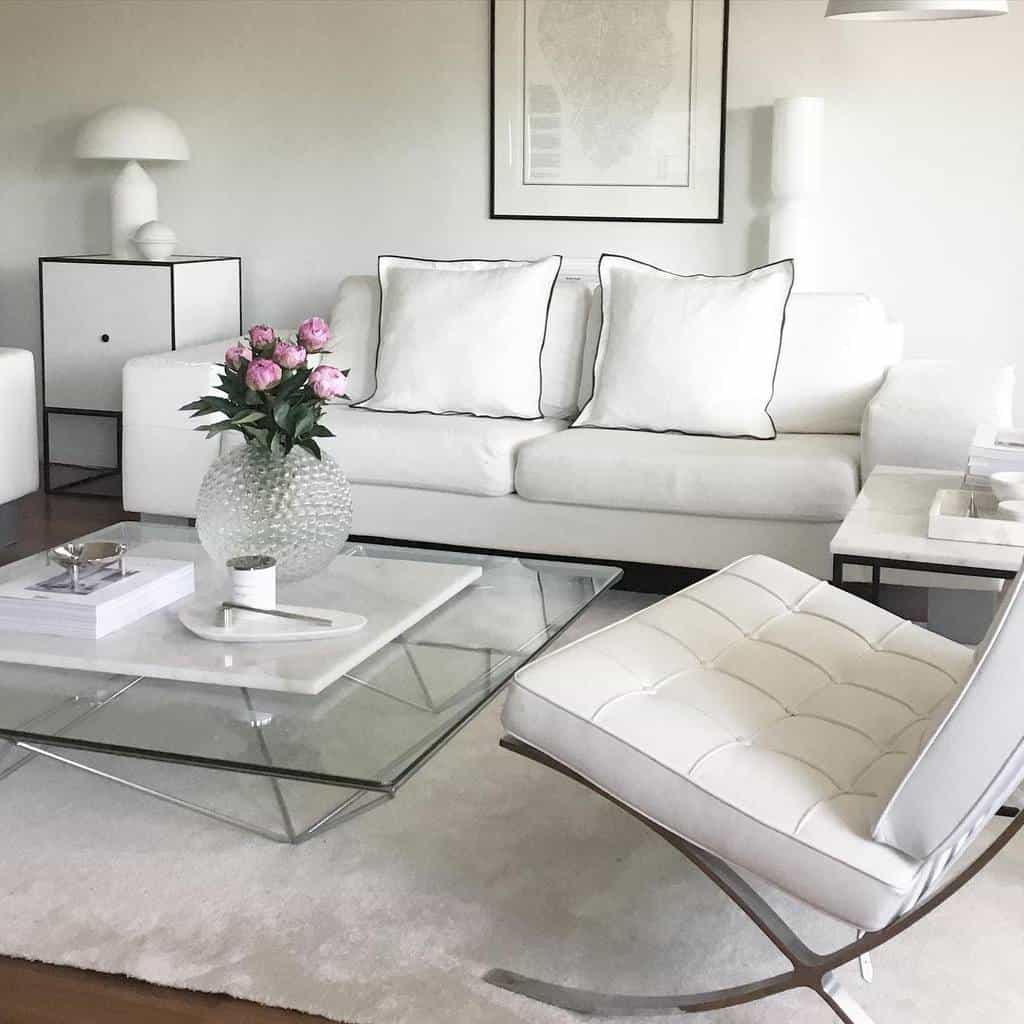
[[0, 488, 340, 1024]]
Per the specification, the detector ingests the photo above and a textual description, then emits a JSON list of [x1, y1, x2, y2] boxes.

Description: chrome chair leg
[[487, 736, 1023, 1022]]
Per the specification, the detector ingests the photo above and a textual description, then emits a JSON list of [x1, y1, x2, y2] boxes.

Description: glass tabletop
[[0, 522, 620, 791]]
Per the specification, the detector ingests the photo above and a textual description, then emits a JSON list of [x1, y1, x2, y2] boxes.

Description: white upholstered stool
[[0, 348, 39, 544], [489, 555, 1024, 1023]]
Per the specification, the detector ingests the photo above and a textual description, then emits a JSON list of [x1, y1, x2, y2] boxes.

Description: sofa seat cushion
[[322, 407, 567, 497], [503, 555, 976, 931], [515, 429, 860, 522]]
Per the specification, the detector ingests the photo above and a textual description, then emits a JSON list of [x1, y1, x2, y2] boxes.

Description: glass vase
[[196, 442, 353, 582]]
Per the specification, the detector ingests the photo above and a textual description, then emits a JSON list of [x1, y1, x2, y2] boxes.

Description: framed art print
[[490, 0, 729, 223]]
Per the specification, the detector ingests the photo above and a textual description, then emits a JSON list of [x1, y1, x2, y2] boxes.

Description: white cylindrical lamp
[[769, 97, 825, 291]]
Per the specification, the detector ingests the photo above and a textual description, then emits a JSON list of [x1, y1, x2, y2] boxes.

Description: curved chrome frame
[[486, 736, 1023, 1023]]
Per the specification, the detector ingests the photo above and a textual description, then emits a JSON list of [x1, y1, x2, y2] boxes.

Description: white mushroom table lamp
[[75, 104, 189, 260]]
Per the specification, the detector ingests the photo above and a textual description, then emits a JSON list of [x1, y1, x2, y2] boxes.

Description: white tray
[[928, 489, 1024, 547], [178, 600, 367, 643]]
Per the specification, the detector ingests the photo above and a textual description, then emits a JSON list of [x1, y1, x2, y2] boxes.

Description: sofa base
[[0, 500, 18, 548], [127, 484, 843, 579], [349, 484, 841, 578]]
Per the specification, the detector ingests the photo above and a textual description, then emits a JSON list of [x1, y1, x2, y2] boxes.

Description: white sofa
[[122, 276, 1014, 577], [0, 348, 39, 543]]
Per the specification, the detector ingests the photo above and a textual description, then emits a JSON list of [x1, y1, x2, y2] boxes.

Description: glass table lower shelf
[[0, 522, 621, 843]]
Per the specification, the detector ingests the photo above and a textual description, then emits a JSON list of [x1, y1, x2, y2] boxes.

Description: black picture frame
[[489, 0, 730, 224]]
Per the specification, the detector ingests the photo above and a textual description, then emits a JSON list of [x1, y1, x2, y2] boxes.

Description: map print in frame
[[491, 0, 728, 222]]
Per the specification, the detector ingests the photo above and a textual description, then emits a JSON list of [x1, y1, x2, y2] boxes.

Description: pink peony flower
[[245, 358, 282, 392], [308, 364, 348, 400], [272, 340, 306, 369], [297, 316, 330, 352], [248, 324, 275, 347], [224, 343, 248, 370]]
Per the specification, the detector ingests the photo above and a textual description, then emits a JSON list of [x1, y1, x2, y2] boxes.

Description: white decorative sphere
[[133, 220, 176, 260]]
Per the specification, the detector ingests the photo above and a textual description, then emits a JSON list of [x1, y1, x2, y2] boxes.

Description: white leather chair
[[490, 555, 1024, 1023], [0, 348, 39, 544]]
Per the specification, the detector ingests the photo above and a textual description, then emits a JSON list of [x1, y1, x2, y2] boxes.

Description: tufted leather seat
[[503, 555, 978, 932]]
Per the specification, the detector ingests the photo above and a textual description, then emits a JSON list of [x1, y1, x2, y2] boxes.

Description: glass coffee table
[[0, 522, 620, 843]]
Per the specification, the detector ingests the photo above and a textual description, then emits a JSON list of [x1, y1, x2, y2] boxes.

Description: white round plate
[[178, 597, 367, 643]]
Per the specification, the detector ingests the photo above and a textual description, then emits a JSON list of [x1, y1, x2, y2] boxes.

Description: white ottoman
[[0, 348, 39, 542]]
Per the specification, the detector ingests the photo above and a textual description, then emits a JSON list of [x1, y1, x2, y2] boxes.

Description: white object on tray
[[928, 489, 1024, 547], [990, 472, 1024, 502], [179, 598, 366, 643], [997, 500, 1024, 523]]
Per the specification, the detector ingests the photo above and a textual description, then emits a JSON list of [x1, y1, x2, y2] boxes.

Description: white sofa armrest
[[122, 340, 229, 517], [861, 359, 1015, 478], [0, 348, 39, 504]]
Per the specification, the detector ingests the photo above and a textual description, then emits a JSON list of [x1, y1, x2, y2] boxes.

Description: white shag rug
[[0, 591, 1022, 1024]]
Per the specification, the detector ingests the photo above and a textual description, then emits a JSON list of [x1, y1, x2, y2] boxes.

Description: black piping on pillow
[[351, 254, 563, 421], [572, 253, 795, 441]]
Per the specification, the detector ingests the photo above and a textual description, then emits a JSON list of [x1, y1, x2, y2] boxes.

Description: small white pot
[[133, 219, 176, 260], [227, 555, 277, 609]]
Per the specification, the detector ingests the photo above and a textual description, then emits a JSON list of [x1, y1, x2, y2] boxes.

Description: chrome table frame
[[486, 736, 1024, 1023], [0, 576, 616, 844]]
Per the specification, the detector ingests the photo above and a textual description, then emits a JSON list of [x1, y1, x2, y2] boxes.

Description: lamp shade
[[75, 105, 189, 161], [826, 0, 1007, 19], [771, 97, 824, 200]]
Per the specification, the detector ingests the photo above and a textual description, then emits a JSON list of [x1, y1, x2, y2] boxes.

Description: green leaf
[[270, 432, 285, 459], [229, 410, 265, 426], [311, 424, 334, 438], [275, 367, 309, 402], [292, 407, 316, 439], [299, 438, 323, 461], [272, 401, 292, 430], [203, 420, 241, 438], [240, 425, 268, 443]]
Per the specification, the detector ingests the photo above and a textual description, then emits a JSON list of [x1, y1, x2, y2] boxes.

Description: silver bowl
[[48, 541, 128, 592]]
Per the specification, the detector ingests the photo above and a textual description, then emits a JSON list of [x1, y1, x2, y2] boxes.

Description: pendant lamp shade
[[826, 0, 1007, 18]]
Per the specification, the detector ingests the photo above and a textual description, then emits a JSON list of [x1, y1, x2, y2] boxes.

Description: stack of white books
[[965, 425, 1024, 490], [0, 556, 195, 639]]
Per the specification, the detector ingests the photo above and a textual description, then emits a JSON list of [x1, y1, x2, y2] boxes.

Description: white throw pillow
[[574, 255, 795, 439], [357, 255, 562, 419]]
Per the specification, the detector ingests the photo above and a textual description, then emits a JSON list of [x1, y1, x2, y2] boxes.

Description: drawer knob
[[100, 333, 110, 343]]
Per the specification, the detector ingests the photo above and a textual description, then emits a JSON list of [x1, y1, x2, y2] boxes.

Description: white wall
[[1, 0, 1022, 423]]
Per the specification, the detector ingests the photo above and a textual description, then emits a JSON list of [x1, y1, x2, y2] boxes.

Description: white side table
[[831, 466, 1022, 603], [40, 254, 242, 494]]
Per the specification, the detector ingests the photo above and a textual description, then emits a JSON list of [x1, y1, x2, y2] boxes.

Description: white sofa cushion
[[330, 273, 592, 419], [574, 256, 794, 438], [769, 294, 903, 434], [861, 360, 1015, 477], [503, 555, 976, 931], [578, 291, 901, 434], [515, 429, 860, 522], [353, 256, 562, 418], [329, 275, 381, 405], [320, 406, 566, 497]]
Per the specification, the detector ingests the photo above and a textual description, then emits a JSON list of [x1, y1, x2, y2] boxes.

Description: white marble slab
[[0, 541, 482, 695], [831, 466, 1024, 573]]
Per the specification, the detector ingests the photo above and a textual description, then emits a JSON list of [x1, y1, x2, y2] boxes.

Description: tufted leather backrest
[[873, 568, 1024, 872], [329, 274, 594, 421]]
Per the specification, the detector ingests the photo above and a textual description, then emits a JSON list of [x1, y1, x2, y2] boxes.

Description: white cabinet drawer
[[43, 262, 172, 411]]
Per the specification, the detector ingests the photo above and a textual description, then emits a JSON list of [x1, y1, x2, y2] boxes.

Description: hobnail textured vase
[[196, 443, 353, 582]]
